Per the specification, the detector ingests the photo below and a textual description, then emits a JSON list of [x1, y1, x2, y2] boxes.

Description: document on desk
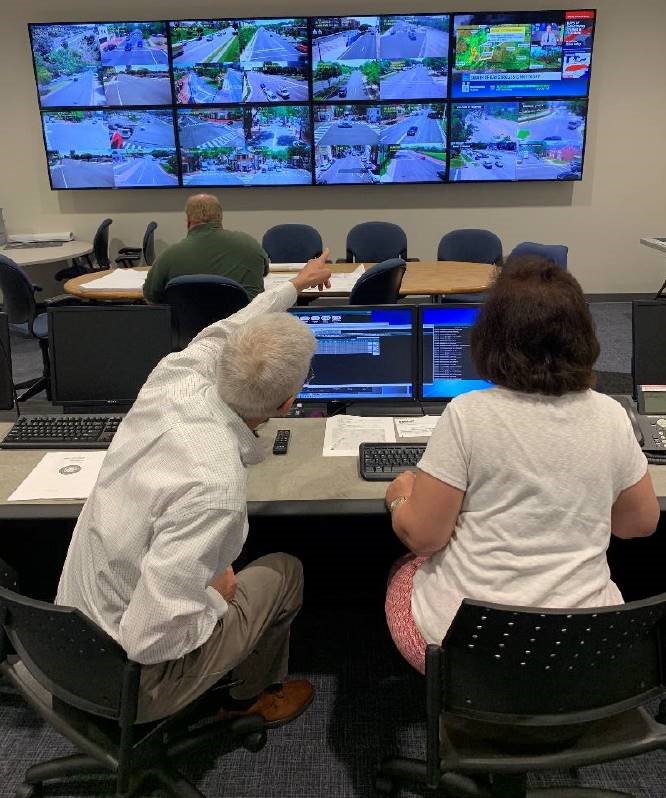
[[323, 415, 396, 457], [80, 268, 147, 291], [394, 416, 440, 438], [7, 452, 106, 502], [268, 262, 305, 272], [264, 266, 364, 293]]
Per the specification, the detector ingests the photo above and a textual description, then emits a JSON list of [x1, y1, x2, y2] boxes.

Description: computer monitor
[[418, 305, 492, 401], [288, 305, 416, 401], [632, 301, 666, 399], [0, 312, 14, 411], [48, 305, 173, 409]]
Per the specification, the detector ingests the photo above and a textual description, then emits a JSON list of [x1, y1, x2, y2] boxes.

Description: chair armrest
[[117, 246, 142, 255], [406, 257, 420, 262], [32, 284, 43, 292], [42, 294, 82, 308]]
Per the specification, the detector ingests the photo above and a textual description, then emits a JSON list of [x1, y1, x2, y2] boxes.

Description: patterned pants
[[385, 554, 428, 674]]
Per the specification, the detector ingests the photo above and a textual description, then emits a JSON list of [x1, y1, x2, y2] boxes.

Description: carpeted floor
[[3, 300, 665, 797]]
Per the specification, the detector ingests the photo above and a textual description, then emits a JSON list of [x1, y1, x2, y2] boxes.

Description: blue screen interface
[[420, 306, 492, 399]]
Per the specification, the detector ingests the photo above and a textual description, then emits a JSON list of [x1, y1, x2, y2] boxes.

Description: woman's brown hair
[[470, 255, 600, 395]]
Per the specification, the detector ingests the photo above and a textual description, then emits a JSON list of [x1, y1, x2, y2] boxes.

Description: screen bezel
[[288, 303, 418, 403], [417, 302, 492, 402], [47, 304, 173, 406], [27, 9, 596, 190]]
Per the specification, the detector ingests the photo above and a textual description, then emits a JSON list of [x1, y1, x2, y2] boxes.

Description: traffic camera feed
[[30, 22, 171, 108], [178, 106, 312, 186], [451, 10, 594, 98], [28, 11, 595, 189], [41, 110, 178, 189], [171, 19, 308, 105], [312, 15, 449, 102], [450, 99, 587, 182]]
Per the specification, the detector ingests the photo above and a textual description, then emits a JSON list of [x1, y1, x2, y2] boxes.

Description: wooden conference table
[[1, 416, 666, 521], [62, 261, 496, 302], [1, 240, 93, 268]]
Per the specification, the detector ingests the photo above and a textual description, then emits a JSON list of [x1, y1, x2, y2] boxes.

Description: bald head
[[185, 194, 223, 229]]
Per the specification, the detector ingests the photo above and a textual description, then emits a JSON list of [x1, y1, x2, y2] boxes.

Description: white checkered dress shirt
[[56, 282, 297, 665]]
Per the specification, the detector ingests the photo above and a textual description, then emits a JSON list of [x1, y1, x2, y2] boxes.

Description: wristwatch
[[388, 495, 408, 513]]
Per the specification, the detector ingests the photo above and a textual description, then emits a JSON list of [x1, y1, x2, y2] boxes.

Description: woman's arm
[[611, 471, 660, 539], [386, 469, 465, 556]]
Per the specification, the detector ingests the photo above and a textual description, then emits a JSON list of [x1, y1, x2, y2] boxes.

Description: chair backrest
[[164, 275, 250, 348], [346, 222, 408, 263], [438, 595, 666, 727], [349, 258, 406, 305], [437, 229, 503, 265], [93, 218, 113, 269], [142, 221, 158, 267], [262, 224, 323, 264], [0, 255, 38, 327], [509, 241, 568, 269], [0, 563, 136, 721]]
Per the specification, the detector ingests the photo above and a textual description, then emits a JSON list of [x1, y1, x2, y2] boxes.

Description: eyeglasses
[[304, 366, 315, 385]]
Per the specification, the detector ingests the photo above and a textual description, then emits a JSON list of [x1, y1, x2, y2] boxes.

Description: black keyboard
[[0, 415, 123, 449], [359, 442, 426, 481]]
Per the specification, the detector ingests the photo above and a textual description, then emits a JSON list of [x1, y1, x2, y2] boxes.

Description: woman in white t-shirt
[[385, 256, 660, 673]]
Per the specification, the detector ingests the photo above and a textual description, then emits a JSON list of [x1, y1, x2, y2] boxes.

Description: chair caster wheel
[[243, 730, 267, 752], [15, 784, 42, 798], [374, 775, 396, 795]]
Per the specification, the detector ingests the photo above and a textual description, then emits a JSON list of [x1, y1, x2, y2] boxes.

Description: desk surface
[[2, 240, 93, 267], [1, 417, 665, 520], [63, 261, 495, 302]]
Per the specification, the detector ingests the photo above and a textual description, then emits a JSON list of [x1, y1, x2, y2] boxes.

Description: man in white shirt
[[56, 252, 331, 725]]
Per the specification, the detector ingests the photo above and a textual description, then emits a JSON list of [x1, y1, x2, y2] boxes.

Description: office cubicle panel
[[0, 313, 14, 411], [632, 301, 666, 399], [48, 305, 173, 407]]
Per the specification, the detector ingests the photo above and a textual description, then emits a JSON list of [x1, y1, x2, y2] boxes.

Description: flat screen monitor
[[632, 301, 666, 399], [48, 305, 173, 407], [288, 305, 416, 401], [0, 312, 13, 411], [419, 305, 493, 401]]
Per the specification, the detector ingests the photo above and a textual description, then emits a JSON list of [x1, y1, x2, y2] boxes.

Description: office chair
[[116, 221, 158, 268], [164, 275, 250, 349], [0, 254, 73, 401], [340, 222, 417, 264], [55, 218, 112, 281], [376, 596, 666, 798], [0, 557, 268, 798], [262, 224, 324, 264], [508, 242, 569, 269], [348, 258, 406, 305], [437, 229, 503, 303]]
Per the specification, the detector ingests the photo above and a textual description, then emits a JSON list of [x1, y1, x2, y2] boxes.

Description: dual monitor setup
[[29, 9, 595, 189], [0, 304, 491, 414]]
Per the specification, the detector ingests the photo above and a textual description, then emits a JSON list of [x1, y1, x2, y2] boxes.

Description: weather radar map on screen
[[27, 10, 596, 189]]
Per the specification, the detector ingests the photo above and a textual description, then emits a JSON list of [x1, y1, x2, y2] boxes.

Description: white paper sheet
[[80, 268, 147, 291], [8, 452, 107, 501], [264, 266, 364, 294], [322, 415, 396, 457], [268, 262, 306, 272], [394, 416, 440, 438]]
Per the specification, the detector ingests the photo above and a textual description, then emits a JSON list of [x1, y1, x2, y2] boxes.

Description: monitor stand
[[347, 402, 422, 417]]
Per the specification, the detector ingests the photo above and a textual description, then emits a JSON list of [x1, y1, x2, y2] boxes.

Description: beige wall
[[1, 0, 665, 292]]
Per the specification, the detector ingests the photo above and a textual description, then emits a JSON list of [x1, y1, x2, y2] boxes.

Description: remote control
[[273, 429, 291, 455]]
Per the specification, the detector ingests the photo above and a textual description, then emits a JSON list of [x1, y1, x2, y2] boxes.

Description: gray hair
[[217, 313, 316, 419]]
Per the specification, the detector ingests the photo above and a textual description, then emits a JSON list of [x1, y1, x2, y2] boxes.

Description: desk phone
[[623, 389, 666, 465]]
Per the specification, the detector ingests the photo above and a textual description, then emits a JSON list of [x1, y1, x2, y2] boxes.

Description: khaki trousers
[[137, 553, 303, 723]]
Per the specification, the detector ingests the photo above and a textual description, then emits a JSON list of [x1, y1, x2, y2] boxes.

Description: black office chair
[[262, 224, 324, 264], [0, 254, 73, 401], [0, 557, 268, 798], [164, 275, 250, 349], [116, 221, 158, 268], [340, 222, 417, 264], [437, 229, 503, 303], [349, 258, 406, 305], [376, 596, 666, 798], [508, 242, 569, 269], [55, 218, 112, 281]]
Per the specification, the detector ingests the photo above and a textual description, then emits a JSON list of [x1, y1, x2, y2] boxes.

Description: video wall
[[28, 11, 596, 189]]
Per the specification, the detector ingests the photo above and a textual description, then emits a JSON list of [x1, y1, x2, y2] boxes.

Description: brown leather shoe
[[218, 679, 314, 728]]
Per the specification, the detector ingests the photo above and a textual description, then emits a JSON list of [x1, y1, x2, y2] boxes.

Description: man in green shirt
[[143, 194, 267, 303]]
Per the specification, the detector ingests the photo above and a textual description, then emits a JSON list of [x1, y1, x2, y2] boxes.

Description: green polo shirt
[[143, 223, 267, 303]]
